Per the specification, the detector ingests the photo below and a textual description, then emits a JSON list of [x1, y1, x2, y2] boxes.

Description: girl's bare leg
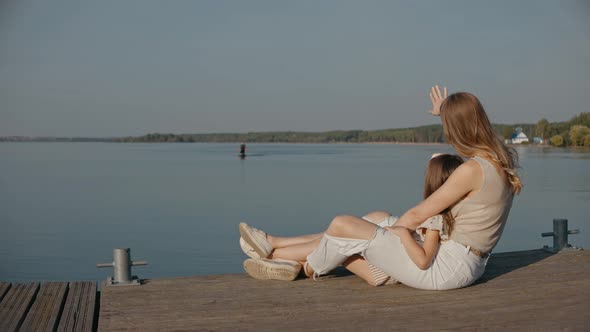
[[342, 255, 379, 286], [270, 237, 322, 261]]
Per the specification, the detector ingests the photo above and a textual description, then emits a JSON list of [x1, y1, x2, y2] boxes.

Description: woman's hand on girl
[[429, 85, 448, 116], [385, 226, 410, 237]]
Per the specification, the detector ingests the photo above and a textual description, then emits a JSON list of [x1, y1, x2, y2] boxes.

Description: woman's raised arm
[[391, 159, 482, 230], [428, 85, 447, 116]]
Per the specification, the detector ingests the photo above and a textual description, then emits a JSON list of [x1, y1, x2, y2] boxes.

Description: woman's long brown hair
[[423, 154, 464, 235], [440, 92, 522, 194]]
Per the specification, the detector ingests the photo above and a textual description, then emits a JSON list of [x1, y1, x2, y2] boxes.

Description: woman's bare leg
[[268, 210, 391, 262], [268, 233, 323, 249], [254, 211, 392, 282], [325, 215, 379, 239], [266, 210, 391, 249], [269, 214, 381, 261], [362, 210, 392, 224]]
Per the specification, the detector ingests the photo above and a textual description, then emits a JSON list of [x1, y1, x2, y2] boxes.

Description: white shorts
[[365, 226, 488, 290]]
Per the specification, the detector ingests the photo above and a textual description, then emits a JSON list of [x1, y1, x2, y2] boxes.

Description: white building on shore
[[511, 127, 529, 144]]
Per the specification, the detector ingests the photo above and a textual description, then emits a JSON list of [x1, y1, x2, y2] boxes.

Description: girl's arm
[[388, 226, 440, 270], [393, 159, 483, 231]]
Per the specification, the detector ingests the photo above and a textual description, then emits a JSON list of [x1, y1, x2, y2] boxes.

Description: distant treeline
[[114, 112, 589, 146], [2, 112, 588, 146], [537, 112, 590, 147], [117, 125, 446, 143], [115, 124, 535, 144]]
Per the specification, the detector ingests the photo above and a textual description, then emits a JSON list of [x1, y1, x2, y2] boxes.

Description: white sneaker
[[239, 223, 273, 258], [239, 237, 260, 259], [243, 258, 301, 281]]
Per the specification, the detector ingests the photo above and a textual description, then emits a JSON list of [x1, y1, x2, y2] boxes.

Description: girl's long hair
[[423, 154, 464, 235], [440, 92, 523, 194]]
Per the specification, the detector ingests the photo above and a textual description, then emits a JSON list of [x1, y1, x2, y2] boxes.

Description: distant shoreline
[[0, 123, 526, 144], [0, 139, 567, 149], [2, 111, 589, 148]]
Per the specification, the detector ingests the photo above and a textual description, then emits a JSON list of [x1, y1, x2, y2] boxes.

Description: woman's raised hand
[[428, 85, 448, 116]]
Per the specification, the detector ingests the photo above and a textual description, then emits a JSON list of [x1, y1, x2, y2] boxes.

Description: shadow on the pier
[[475, 249, 556, 284]]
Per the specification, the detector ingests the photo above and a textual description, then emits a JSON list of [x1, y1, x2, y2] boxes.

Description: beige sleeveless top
[[450, 156, 514, 253]]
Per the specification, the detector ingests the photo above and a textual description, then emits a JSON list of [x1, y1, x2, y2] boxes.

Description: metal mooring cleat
[[97, 248, 148, 286], [542, 218, 581, 252]]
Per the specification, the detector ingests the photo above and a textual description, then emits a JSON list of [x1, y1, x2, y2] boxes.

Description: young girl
[[388, 153, 463, 271]]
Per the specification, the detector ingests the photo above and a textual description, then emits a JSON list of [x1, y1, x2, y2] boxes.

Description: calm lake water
[[0, 143, 588, 282]]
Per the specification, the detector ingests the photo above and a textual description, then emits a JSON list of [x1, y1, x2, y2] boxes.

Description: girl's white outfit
[[307, 156, 514, 290]]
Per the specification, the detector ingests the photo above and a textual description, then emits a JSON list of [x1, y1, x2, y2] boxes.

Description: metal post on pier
[[541, 218, 581, 252], [97, 248, 148, 286]]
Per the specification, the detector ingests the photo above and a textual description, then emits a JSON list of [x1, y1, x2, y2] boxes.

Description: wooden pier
[[0, 281, 97, 332], [98, 249, 589, 331], [1, 249, 587, 331]]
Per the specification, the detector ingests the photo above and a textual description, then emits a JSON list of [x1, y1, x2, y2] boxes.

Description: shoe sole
[[239, 223, 270, 258], [240, 237, 260, 259], [243, 259, 301, 281]]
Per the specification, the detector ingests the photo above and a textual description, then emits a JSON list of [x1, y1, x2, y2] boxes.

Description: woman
[[240, 86, 522, 290]]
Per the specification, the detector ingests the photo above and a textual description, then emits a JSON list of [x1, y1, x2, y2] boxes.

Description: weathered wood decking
[[0, 281, 97, 332], [99, 249, 590, 331]]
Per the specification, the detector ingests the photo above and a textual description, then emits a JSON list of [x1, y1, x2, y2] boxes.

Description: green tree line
[[113, 124, 514, 144], [536, 112, 590, 147], [115, 125, 448, 144], [114, 113, 589, 145]]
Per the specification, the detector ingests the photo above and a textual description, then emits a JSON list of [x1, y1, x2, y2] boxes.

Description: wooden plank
[[0, 282, 40, 332], [99, 250, 590, 331], [0, 282, 11, 303], [20, 282, 68, 332], [57, 281, 97, 332]]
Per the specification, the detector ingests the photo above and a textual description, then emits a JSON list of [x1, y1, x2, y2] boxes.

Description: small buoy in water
[[239, 143, 246, 159]]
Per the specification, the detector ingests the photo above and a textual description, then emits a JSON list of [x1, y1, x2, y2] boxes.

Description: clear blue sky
[[0, 0, 588, 136]]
